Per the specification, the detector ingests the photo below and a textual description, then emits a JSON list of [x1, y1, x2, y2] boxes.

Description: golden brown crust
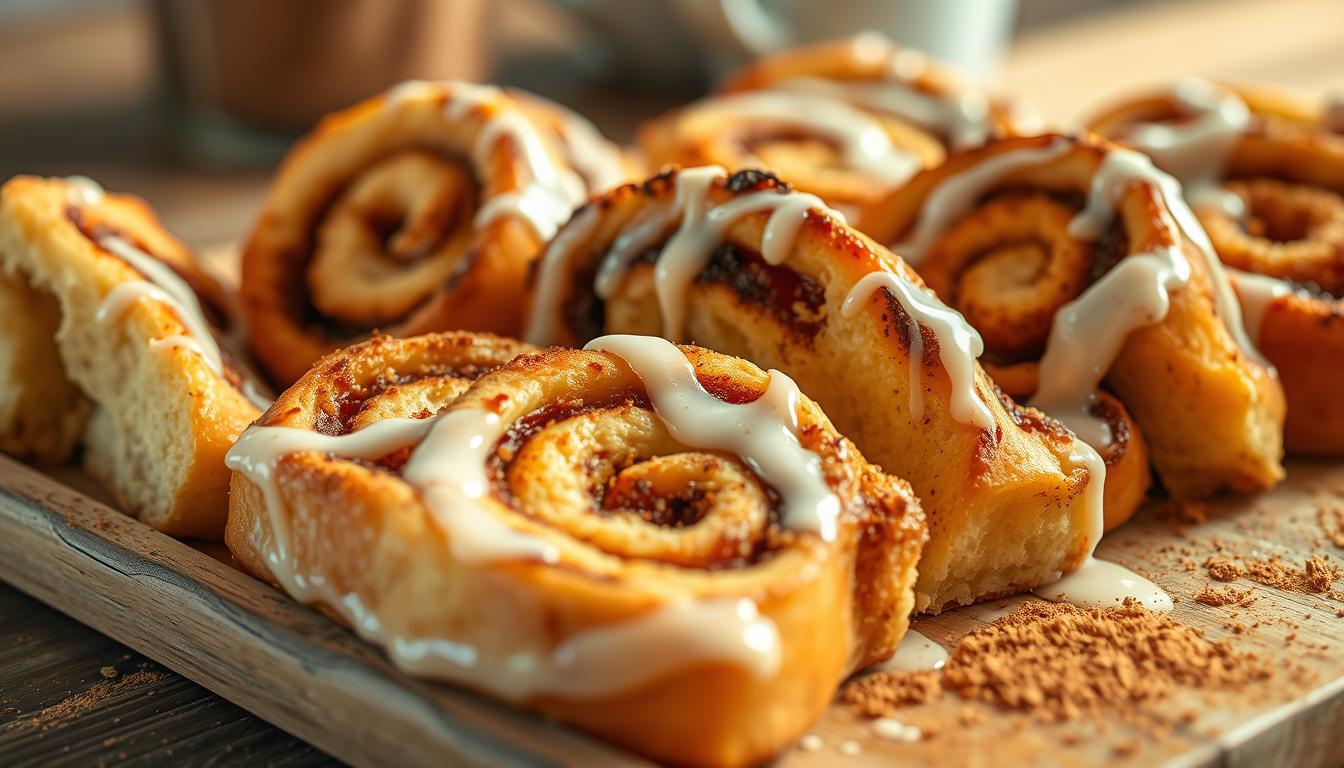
[[1090, 84, 1344, 454], [0, 176, 260, 536], [523, 166, 1098, 613], [226, 331, 924, 768], [866, 133, 1286, 500], [241, 82, 634, 386]]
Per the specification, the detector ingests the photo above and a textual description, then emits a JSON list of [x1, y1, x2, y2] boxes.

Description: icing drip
[[872, 629, 949, 673], [385, 80, 587, 241], [841, 270, 995, 431], [691, 91, 921, 185], [1227, 269, 1296, 346], [522, 204, 602, 346], [95, 235, 271, 410], [586, 334, 841, 540], [223, 333, 858, 697], [1123, 79, 1250, 218], [1034, 558, 1173, 612]]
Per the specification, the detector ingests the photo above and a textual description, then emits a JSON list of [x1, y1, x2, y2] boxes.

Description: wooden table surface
[[1, 0, 1342, 765]]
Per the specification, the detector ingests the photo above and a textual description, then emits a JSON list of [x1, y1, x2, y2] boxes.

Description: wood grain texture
[[2, 451, 1343, 767], [0, 455, 639, 768]]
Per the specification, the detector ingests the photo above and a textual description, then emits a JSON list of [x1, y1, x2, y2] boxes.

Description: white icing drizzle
[[223, 333, 861, 698], [384, 80, 586, 241], [794, 32, 996, 150], [841, 270, 995, 431], [1227, 268, 1297, 346], [689, 91, 921, 185], [894, 141, 1265, 448], [1122, 79, 1251, 218], [892, 138, 1075, 263], [586, 334, 841, 539], [522, 204, 602, 346], [541, 165, 846, 343], [1034, 558, 1173, 612], [95, 235, 271, 410], [871, 629, 949, 673]]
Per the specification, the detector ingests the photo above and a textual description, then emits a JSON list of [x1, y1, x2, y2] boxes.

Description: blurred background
[[0, 0, 1339, 247]]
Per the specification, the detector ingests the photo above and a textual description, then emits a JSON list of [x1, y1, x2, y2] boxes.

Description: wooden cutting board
[[1, 452, 1341, 767]]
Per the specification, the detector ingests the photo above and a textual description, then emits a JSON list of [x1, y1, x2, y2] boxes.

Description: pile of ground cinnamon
[[844, 600, 1271, 726]]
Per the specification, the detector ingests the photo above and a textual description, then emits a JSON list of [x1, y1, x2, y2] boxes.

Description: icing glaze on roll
[[95, 234, 271, 410], [528, 166, 997, 437], [677, 91, 921, 185], [222, 334, 872, 698], [1121, 79, 1250, 217], [892, 141, 1263, 451], [841, 270, 995, 431], [777, 33, 996, 150], [587, 334, 841, 539], [385, 80, 587, 241]]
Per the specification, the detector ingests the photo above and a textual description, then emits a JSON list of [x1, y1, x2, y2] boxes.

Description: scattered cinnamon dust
[[17, 669, 165, 731], [1317, 506, 1344, 549], [1195, 586, 1257, 607], [1205, 556, 1243, 582], [842, 670, 940, 716], [843, 600, 1272, 727]]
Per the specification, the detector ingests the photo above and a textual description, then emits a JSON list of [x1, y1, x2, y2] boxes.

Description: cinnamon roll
[[241, 80, 635, 386], [1089, 81, 1344, 453], [225, 331, 925, 768], [864, 133, 1286, 501], [644, 34, 1021, 225], [0, 176, 264, 537], [524, 166, 1102, 614]]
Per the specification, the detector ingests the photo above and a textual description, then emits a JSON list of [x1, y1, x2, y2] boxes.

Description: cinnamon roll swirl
[[0, 176, 264, 536], [241, 80, 634, 386], [1089, 81, 1344, 453], [648, 33, 1021, 224], [865, 133, 1286, 501], [524, 166, 1102, 614], [225, 331, 924, 768]]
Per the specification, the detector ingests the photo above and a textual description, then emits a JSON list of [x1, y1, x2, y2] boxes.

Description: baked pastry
[[0, 176, 264, 537], [241, 79, 636, 386], [524, 166, 1101, 613], [646, 33, 1021, 225], [1089, 81, 1344, 453], [225, 330, 925, 768], [863, 132, 1286, 500]]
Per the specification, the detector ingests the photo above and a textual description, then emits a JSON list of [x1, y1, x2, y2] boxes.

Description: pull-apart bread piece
[[1090, 81, 1344, 454], [225, 331, 924, 768], [242, 79, 636, 386], [0, 176, 263, 537], [524, 166, 1101, 613]]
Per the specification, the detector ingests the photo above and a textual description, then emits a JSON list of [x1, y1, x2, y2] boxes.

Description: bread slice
[[0, 176, 261, 537]]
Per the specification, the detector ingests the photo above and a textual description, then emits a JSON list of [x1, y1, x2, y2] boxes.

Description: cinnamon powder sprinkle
[[1243, 555, 1341, 595], [1195, 586, 1257, 607], [1317, 506, 1344, 549], [844, 600, 1271, 725], [1205, 556, 1243, 582]]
